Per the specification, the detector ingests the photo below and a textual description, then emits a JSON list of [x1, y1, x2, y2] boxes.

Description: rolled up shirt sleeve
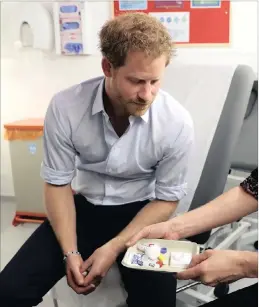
[[155, 119, 194, 202], [40, 96, 76, 185]]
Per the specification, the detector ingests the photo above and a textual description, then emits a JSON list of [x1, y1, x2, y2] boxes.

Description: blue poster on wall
[[119, 0, 148, 11], [191, 0, 221, 8]]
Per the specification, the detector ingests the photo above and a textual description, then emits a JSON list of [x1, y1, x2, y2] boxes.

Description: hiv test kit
[[122, 239, 200, 273]]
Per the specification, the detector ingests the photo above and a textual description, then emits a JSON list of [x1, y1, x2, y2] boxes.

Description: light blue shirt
[[40, 76, 194, 205]]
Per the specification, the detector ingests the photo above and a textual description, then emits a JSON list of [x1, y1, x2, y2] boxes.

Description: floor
[[0, 196, 258, 307]]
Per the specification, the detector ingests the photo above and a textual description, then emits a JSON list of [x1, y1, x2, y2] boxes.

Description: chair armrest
[[176, 281, 201, 293]]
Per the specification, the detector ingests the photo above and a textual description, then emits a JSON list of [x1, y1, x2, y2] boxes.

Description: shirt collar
[[91, 77, 150, 123], [92, 78, 105, 115], [140, 110, 149, 123]]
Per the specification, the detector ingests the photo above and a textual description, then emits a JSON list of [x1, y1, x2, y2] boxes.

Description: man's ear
[[102, 58, 113, 77]]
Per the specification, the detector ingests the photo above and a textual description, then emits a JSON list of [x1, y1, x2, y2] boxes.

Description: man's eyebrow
[[128, 76, 160, 82]]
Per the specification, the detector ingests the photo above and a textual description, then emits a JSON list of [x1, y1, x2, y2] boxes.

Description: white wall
[[1, 1, 258, 196]]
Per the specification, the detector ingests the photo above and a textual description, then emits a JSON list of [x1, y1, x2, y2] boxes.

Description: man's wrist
[[63, 250, 81, 261], [62, 245, 79, 256], [240, 251, 258, 278], [109, 236, 127, 254], [169, 218, 187, 240]]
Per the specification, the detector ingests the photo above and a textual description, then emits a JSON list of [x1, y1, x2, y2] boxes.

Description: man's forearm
[[111, 200, 178, 252], [170, 186, 258, 239], [44, 183, 77, 254]]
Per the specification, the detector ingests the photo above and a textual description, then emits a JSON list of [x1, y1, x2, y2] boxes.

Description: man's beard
[[115, 90, 153, 116], [130, 98, 151, 105]]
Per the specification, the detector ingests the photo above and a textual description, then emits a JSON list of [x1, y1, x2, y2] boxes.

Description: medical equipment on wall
[[13, 3, 54, 51], [11, 2, 97, 55], [53, 2, 89, 55]]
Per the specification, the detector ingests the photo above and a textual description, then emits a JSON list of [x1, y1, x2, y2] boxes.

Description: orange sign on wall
[[113, 0, 230, 46]]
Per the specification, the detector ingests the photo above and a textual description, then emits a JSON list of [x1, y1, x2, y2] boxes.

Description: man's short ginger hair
[[99, 12, 175, 68]]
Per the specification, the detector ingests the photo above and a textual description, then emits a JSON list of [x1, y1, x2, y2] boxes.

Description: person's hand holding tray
[[122, 239, 200, 273]]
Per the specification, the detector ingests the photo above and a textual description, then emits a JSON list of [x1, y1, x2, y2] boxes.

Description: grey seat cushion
[[231, 80, 258, 172]]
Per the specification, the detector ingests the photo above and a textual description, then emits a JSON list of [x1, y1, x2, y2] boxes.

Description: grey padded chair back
[[231, 80, 258, 172], [187, 65, 255, 244]]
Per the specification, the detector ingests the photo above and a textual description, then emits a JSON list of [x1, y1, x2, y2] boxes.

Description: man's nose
[[138, 84, 152, 102]]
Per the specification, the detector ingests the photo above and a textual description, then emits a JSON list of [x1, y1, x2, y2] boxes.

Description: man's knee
[[0, 272, 43, 307], [121, 269, 177, 307]]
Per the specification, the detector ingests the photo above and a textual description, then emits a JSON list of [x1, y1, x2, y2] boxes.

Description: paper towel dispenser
[[14, 3, 54, 51]]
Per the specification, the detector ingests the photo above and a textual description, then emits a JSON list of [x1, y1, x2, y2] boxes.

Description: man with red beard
[[0, 13, 194, 307]]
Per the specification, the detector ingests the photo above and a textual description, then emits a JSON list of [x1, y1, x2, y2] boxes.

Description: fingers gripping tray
[[122, 239, 200, 273]]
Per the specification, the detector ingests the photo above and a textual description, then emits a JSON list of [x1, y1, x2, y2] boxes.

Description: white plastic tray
[[122, 239, 200, 273]]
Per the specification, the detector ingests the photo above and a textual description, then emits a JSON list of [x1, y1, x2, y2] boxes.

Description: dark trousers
[[202, 283, 258, 307], [0, 194, 176, 307]]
